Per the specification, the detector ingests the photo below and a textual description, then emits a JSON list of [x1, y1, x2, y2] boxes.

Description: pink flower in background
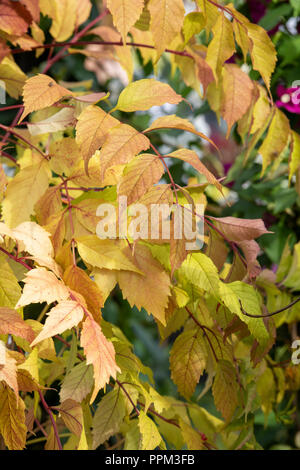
[[276, 84, 300, 114]]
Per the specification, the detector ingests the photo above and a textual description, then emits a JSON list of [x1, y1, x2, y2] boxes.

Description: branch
[[239, 297, 300, 318], [0, 123, 48, 160], [0, 246, 32, 270], [38, 390, 63, 450]]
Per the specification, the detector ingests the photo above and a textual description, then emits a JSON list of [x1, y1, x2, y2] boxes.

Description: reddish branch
[[38, 390, 62, 450], [239, 297, 300, 318]]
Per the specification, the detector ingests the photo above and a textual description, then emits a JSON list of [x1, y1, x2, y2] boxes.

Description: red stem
[[38, 390, 63, 450]]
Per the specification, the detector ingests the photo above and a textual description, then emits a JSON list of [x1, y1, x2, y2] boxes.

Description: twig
[[38, 390, 63, 450], [239, 297, 300, 318]]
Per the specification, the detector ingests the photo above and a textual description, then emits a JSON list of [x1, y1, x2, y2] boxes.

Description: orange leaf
[[80, 316, 121, 403], [0, 308, 35, 343]]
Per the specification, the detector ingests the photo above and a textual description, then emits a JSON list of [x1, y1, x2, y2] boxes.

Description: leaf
[[9, 221, 54, 261], [18, 348, 39, 383], [50, 0, 77, 42], [219, 281, 269, 345], [31, 300, 84, 346], [206, 13, 235, 82], [289, 131, 300, 181], [0, 353, 18, 397], [80, 316, 121, 403], [118, 153, 164, 205], [92, 388, 126, 448], [75, 105, 119, 171], [0, 308, 35, 343], [0, 56, 27, 99], [27, 107, 75, 136], [99, 123, 150, 178], [208, 216, 270, 242], [212, 359, 239, 422], [115, 79, 183, 112], [58, 399, 83, 437], [221, 64, 254, 137], [178, 418, 205, 450], [0, 384, 26, 450], [0, 0, 32, 36], [75, 0, 92, 27], [183, 12, 205, 45], [170, 327, 207, 399], [2, 161, 50, 227], [16, 267, 70, 308], [107, 0, 144, 44], [49, 137, 81, 176], [167, 148, 223, 194], [63, 265, 103, 323], [0, 254, 22, 308], [258, 108, 290, 175], [144, 114, 218, 150], [77, 236, 143, 273], [60, 362, 94, 403], [20, 74, 73, 121], [179, 253, 220, 295], [148, 0, 185, 58], [117, 245, 170, 324], [138, 410, 161, 450], [246, 22, 277, 90]]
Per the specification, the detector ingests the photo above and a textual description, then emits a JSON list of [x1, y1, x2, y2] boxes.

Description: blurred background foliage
[[2, 0, 300, 450]]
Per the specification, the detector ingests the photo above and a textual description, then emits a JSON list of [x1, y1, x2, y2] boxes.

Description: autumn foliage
[[0, 0, 300, 451]]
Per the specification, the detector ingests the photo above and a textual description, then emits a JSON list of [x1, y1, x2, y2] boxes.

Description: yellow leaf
[[10, 221, 54, 261], [63, 265, 103, 323], [221, 64, 254, 137], [99, 123, 150, 178], [2, 160, 50, 227], [118, 153, 164, 205], [148, 0, 185, 58], [92, 268, 118, 303], [145, 114, 218, 151], [20, 74, 73, 121], [75, 0, 92, 28], [178, 418, 205, 450], [107, 0, 144, 44], [117, 245, 170, 324], [206, 13, 235, 83], [290, 131, 300, 181], [0, 384, 26, 450], [50, 0, 77, 42], [80, 316, 121, 403], [115, 79, 183, 112], [92, 388, 126, 448], [0, 56, 27, 99], [250, 85, 271, 135], [16, 267, 70, 308], [247, 22, 277, 90], [0, 307, 35, 343], [31, 300, 84, 346], [0, 254, 22, 308], [18, 348, 39, 382], [212, 359, 239, 422], [183, 12, 205, 45], [167, 148, 223, 194], [233, 19, 250, 62], [77, 236, 143, 273], [170, 328, 207, 399], [49, 137, 81, 176], [35, 186, 62, 225], [60, 362, 94, 403], [179, 253, 220, 295], [0, 352, 18, 397], [28, 107, 75, 136], [138, 410, 161, 450], [75, 105, 119, 171], [258, 108, 290, 175]]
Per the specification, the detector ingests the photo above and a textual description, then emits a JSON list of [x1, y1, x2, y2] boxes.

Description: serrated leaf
[[209, 216, 270, 242], [212, 359, 239, 422], [2, 161, 50, 228], [0, 307, 35, 343], [107, 0, 144, 44], [58, 399, 83, 437], [148, 0, 185, 58], [20, 74, 73, 121], [31, 300, 84, 346], [16, 267, 69, 308], [81, 316, 121, 403], [115, 79, 183, 112], [117, 245, 170, 324], [179, 253, 220, 295], [138, 410, 162, 450], [75, 105, 119, 171], [92, 388, 126, 448], [206, 13, 235, 82], [170, 327, 207, 399], [60, 362, 94, 403], [0, 384, 26, 450], [178, 418, 205, 450], [118, 153, 164, 205]]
